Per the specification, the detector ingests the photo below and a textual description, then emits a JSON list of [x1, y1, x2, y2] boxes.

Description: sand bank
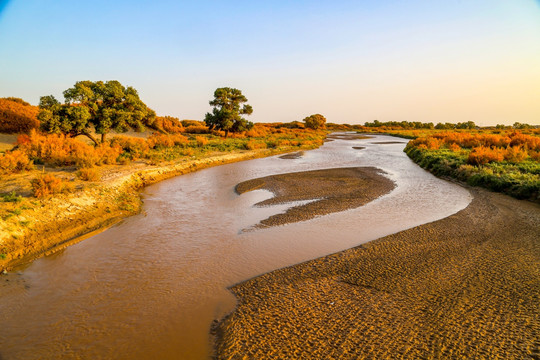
[[214, 188, 540, 359], [235, 167, 394, 228]]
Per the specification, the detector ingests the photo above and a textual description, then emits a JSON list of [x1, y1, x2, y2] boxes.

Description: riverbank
[[214, 187, 540, 359], [0, 146, 317, 272]]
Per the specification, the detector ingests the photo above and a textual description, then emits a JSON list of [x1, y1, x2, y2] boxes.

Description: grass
[[403, 132, 540, 202]]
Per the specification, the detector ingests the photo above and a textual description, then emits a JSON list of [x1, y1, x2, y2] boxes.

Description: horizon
[[0, 0, 539, 126]]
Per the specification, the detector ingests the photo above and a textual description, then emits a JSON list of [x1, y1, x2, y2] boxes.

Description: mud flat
[[235, 167, 395, 228], [214, 188, 540, 359]]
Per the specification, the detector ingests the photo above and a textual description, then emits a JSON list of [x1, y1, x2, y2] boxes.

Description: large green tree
[[204, 87, 253, 137], [303, 114, 326, 130], [38, 80, 156, 145]]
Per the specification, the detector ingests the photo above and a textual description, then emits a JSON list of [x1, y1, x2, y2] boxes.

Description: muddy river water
[[0, 134, 471, 359]]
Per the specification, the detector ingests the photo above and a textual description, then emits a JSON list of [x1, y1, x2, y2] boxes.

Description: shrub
[[147, 133, 189, 148], [183, 125, 209, 134], [31, 174, 71, 198], [467, 146, 505, 165], [181, 120, 203, 127], [0, 150, 33, 174], [0, 98, 40, 133], [245, 139, 267, 150], [195, 136, 209, 147], [77, 167, 100, 181], [17, 130, 121, 168], [504, 146, 528, 163], [154, 116, 184, 133], [110, 136, 149, 160], [448, 143, 461, 152]]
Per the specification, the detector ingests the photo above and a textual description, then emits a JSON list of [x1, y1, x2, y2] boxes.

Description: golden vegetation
[[404, 131, 540, 201], [0, 98, 40, 133]]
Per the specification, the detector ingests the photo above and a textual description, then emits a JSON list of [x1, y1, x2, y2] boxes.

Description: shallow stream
[[0, 134, 471, 359]]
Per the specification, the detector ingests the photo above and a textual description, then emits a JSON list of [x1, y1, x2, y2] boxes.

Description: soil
[[214, 188, 540, 359], [235, 167, 395, 228]]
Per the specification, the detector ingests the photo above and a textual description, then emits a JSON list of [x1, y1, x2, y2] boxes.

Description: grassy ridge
[[402, 131, 540, 202]]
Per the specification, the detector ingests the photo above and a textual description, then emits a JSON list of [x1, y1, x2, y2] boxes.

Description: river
[[0, 134, 471, 359]]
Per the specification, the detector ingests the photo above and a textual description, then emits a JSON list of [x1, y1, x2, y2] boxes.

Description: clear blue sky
[[0, 0, 539, 125]]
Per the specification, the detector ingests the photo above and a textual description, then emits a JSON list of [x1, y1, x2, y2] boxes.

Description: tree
[[204, 87, 253, 137], [38, 80, 156, 145], [303, 114, 326, 130]]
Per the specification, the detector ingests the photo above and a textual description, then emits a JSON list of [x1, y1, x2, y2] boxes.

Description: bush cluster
[[0, 150, 33, 174], [0, 98, 40, 133], [31, 174, 73, 198], [18, 130, 121, 167], [405, 131, 540, 202]]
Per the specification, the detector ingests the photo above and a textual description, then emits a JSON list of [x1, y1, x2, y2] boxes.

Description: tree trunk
[[225, 130, 229, 138], [82, 131, 100, 146], [101, 133, 106, 143]]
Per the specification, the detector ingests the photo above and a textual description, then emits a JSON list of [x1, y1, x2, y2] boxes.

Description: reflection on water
[[0, 135, 471, 360]]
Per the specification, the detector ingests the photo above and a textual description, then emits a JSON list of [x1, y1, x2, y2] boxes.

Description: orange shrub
[[409, 137, 442, 150], [529, 150, 540, 162], [448, 143, 461, 152], [77, 167, 100, 181], [183, 125, 209, 134], [246, 126, 269, 137], [504, 146, 528, 163], [147, 133, 189, 148], [245, 139, 267, 150], [17, 130, 121, 167], [0, 98, 40, 133], [467, 146, 505, 165], [110, 136, 149, 159], [195, 136, 209, 147], [31, 174, 71, 198], [154, 116, 184, 133], [74, 143, 121, 168], [509, 132, 540, 151], [0, 150, 33, 174]]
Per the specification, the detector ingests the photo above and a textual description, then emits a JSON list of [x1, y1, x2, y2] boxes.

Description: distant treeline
[[363, 120, 538, 130], [364, 120, 476, 130]]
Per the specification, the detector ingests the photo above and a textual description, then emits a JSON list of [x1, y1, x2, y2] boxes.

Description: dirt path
[[214, 188, 540, 359]]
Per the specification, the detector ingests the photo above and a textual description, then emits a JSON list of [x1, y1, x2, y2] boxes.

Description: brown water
[[0, 135, 472, 360]]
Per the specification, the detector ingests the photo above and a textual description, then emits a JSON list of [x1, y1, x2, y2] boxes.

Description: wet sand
[[278, 151, 304, 159], [214, 188, 540, 359], [235, 167, 395, 228]]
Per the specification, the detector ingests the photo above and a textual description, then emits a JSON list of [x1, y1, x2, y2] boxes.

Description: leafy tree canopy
[[38, 80, 156, 145], [204, 87, 253, 137], [303, 114, 327, 130]]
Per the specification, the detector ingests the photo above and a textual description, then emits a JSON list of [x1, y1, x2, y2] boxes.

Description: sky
[[0, 0, 539, 126]]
